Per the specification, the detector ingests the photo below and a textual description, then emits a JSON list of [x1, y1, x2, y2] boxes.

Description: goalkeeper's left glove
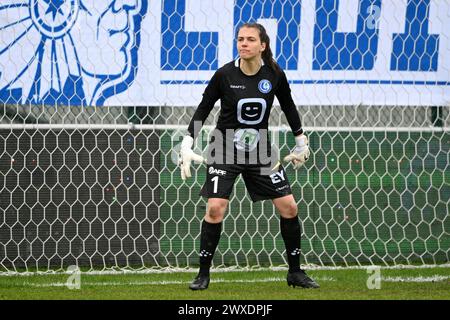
[[283, 134, 310, 169]]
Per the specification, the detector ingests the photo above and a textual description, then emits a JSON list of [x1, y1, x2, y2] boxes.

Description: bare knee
[[273, 196, 298, 219], [282, 201, 298, 218], [205, 199, 228, 223]]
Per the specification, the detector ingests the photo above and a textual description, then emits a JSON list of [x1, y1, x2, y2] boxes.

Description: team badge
[[258, 79, 272, 94]]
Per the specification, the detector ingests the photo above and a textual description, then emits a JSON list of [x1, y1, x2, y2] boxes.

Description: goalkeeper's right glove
[[178, 135, 205, 180], [283, 134, 310, 169]]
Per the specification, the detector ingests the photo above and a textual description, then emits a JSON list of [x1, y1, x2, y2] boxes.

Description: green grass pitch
[[1, 266, 449, 300]]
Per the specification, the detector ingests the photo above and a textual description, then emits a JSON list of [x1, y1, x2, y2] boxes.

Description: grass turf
[[0, 266, 449, 300]]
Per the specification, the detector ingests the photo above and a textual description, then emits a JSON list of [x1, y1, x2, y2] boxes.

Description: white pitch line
[[381, 275, 450, 283], [3, 263, 450, 277], [23, 276, 335, 288], [22, 274, 450, 288]]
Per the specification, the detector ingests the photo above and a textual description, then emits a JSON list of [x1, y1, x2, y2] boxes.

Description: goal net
[[0, 0, 449, 273]]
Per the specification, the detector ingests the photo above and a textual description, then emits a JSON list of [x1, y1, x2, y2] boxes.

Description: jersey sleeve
[[275, 71, 304, 136], [187, 70, 222, 139]]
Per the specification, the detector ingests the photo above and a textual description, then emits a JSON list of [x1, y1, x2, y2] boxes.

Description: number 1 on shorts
[[211, 176, 219, 193]]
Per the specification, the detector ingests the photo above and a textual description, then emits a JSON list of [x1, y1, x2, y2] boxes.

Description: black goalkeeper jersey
[[188, 58, 303, 139], [187, 59, 302, 163]]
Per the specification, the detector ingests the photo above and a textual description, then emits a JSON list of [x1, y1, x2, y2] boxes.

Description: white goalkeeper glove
[[178, 135, 205, 180], [283, 134, 310, 169]]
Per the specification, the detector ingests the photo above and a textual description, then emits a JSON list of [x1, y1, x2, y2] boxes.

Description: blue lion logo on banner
[[0, 0, 147, 106]]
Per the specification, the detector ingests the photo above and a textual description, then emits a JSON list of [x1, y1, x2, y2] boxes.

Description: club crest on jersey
[[258, 79, 272, 94]]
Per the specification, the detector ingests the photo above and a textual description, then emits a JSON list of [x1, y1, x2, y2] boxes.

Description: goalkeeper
[[179, 23, 319, 290]]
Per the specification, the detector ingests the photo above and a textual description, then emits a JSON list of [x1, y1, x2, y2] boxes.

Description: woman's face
[[237, 26, 266, 61]]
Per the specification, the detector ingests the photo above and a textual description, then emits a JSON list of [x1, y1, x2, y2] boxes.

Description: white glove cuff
[[294, 134, 307, 148], [181, 135, 194, 150]]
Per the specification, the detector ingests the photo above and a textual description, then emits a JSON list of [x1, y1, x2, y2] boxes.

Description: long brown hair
[[238, 23, 281, 73]]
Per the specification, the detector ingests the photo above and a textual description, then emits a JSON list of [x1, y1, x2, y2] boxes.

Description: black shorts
[[200, 162, 292, 202]]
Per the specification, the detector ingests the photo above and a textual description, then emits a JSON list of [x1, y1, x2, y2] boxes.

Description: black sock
[[198, 220, 222, 276], [280, 216, 302, 273]]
